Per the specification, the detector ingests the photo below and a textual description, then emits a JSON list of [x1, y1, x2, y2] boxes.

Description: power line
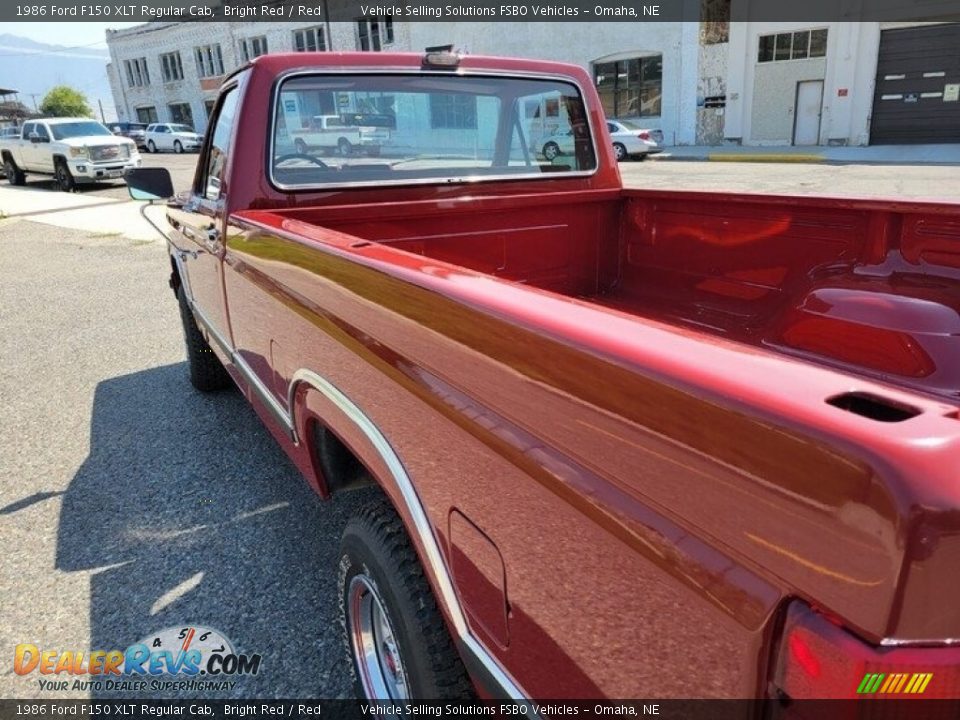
[[0, 38, 109, 58]]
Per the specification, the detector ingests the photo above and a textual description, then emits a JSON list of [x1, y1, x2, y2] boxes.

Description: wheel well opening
[[309, 419, 377, 495]]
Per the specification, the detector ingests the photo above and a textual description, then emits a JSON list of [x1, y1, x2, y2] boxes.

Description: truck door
[[167, 86, 239, 348], [31, 123, 53, 173]]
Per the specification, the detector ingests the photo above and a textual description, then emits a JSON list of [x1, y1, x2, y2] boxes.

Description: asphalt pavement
[[0, 217, 371, 699]]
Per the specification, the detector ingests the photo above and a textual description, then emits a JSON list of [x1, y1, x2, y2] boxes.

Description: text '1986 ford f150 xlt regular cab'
[[126, 50, 960, 708]]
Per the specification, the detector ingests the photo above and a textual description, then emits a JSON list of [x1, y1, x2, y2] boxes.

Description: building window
[[169, 102, 195, 128], [293, 26, 325, 52], [758, 29, 827, 63], [195, 44, 224, 78], [160, 51, 184, 82], [124, 58, 150, 87], [429, 94, 477, 129], [240, 36, 269, 62], [594, 56, 663, 118], [136, 106, 158, 123], [357, 17, 393, 51], [204, 100, 216, 117]]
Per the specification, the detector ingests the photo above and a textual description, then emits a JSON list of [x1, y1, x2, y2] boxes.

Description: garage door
[[870, 23, 960, 144]]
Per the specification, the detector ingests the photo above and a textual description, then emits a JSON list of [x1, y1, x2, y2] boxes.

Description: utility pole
[[98, 99, 105, 122], [28, 94, 39, 112]]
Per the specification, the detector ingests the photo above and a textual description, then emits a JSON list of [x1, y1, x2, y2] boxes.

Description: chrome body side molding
[[290, 368, 533, 704], [178, 282, 532, 703]]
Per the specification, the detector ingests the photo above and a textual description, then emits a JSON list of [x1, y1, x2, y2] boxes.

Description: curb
[[707, 153, 825, 163]]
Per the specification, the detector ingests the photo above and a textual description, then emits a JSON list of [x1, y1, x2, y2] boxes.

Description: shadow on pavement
[[55, 362, 371, 698]]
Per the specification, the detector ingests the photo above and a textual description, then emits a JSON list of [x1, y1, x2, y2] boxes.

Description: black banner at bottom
[[3, 700, 960, 720]]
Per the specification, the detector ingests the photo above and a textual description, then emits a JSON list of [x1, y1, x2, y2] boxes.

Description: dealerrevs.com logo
[[14, 626, 262, 692]]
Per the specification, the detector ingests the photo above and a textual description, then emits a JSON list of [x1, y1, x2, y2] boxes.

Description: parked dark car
[[110, 122, 148, 149]]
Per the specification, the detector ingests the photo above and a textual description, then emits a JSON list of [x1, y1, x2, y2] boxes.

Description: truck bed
[[263, 188, 960, 403]]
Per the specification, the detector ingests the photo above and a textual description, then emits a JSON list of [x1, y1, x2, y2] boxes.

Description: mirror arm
[[138, 200, 172, 241]]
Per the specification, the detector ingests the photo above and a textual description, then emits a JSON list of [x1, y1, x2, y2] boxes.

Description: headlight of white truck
[[69, 146, 89, 159], [121, 145, 131, 159]]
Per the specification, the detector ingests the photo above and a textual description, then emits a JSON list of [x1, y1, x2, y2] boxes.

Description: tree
[[39, 86, 92, 118]]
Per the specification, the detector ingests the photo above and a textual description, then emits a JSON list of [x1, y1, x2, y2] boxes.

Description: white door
[[793, 80, 824, 146]]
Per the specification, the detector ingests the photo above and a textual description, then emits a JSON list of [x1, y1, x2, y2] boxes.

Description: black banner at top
[[4, 0, 960, 23]]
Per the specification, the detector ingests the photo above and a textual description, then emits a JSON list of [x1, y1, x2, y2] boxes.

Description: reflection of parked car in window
[[541, 119, 660, 162], [110, 122, 148, 149], [144, 123, 202, 153], [289, 114, 389, 157]]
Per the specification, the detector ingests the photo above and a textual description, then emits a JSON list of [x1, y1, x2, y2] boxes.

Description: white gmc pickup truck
[[0, 117, 141, 191]]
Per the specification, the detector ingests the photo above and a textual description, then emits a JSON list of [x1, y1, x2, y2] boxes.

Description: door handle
[[203, 227, 221, 252]]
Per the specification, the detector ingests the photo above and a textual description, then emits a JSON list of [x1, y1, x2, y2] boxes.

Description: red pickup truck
[[127, 51, 960, 705]]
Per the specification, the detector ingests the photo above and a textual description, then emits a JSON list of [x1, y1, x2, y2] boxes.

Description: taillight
[[637, 131, 650, 140], [772, 602, 960, 706]]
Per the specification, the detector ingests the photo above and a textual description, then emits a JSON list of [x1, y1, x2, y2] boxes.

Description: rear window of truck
[[271, 73, 597, 189]]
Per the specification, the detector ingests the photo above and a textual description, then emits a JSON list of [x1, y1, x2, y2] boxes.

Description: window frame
[[241, 36, 269, 63], [267, 69, 599, 192], [196, 84, 241, 201], [125, 57, 150, 87], [593, 55, 663, 119], [758, 28, 828, 63], [160, 51, 185, 82], [429, 93, 478, 130], [194, 44, 225, 78], [167, 103, 195, 128], [356, 17, 393, 51], [293, 26, 326, 52]]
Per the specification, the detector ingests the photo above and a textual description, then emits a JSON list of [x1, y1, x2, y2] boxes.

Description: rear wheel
[[294, 138, 307, 154], [338, 138, 353, 156], [54, 159, 74, 192], [4, 157, 25, 186], [176, 283, 231, 392], [339, 499, 474, 700]]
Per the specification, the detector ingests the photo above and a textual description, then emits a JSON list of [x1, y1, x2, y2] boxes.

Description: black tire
[[176, 283, 231, 392], [294, 138, 307, 155], [174, 140, 183, 154], [4, 156, 25, 186], [54, 159, 74, 192], [542, 141, 560, 161], [338, 137, 353, 156], [613, 143, 627, 162], [339, 499, 474, 700], [148, 140, 157, 154]]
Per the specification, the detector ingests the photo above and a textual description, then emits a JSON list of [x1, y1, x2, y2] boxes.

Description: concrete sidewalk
[[652, 143, 960, 165], [0, 186, 167, 241]]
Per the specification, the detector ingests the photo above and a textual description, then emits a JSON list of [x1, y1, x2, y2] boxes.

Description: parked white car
[[289, 114, 390, 157], [0, 117, 141, 191], [541, 119, 661, 162], [144, 123, 203, 153]]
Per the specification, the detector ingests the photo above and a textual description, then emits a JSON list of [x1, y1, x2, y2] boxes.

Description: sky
[[0, 21, 143, 49]]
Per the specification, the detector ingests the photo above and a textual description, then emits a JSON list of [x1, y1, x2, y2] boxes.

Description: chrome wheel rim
[[349, 575, 409, 700]]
